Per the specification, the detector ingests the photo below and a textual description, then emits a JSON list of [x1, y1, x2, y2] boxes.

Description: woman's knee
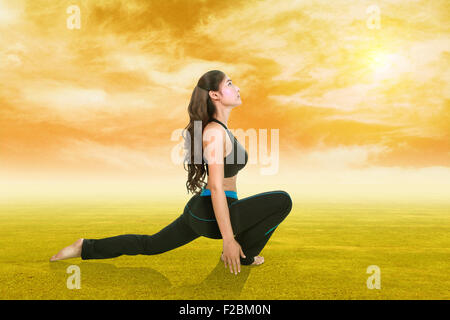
[[265, 190, 292, 222], [279, 191, 292, 217]]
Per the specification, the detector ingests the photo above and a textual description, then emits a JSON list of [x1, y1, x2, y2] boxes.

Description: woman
[[50, 70, 293, 275]]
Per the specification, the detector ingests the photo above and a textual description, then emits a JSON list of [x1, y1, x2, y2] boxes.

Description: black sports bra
[[203, 119, 248, 178]]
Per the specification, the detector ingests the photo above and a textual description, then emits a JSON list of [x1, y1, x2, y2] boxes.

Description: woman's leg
[[228, 190, 293, 265], [81, 214, 200, 260]]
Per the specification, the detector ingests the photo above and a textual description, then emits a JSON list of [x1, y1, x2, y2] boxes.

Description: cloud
[[0, 0, 448, 180], [269, 83, 379, 111], [0, 0, 25, 26], [290, 144, 390, 170], [58, 137, 162, 171]]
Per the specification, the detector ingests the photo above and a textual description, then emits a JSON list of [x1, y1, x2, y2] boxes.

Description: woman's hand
[[222, 238, 246, 275]]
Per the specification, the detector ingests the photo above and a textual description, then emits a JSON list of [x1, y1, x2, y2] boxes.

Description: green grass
[[0, 198, 449, 299]]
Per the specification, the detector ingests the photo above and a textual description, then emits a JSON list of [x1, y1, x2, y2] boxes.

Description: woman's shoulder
[[203, 121, 226, 137], [202, 121, 228, 153]]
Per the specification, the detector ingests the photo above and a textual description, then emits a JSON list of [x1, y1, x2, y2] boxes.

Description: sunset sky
[[0, 0, 449, 203]]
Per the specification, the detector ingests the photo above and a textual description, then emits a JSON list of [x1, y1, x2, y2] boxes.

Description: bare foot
[[252, 256, 264, 265], [220, 252, 264, 265], [50, 238, 84, 262]]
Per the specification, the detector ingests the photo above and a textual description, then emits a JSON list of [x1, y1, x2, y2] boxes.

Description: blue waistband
[[200, 188, 238, 199]]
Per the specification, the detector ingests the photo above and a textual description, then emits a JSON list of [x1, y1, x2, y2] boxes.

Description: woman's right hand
[[222, 238, 246, 275]]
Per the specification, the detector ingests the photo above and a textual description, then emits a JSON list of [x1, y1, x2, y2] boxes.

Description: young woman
[[50, 70, 293, 275]]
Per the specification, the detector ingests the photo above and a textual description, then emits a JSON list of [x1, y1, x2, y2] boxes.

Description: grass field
[[0, 197, 449, 299]]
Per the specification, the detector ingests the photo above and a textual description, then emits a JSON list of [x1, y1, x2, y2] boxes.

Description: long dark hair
[[183, 70, 225, 195]]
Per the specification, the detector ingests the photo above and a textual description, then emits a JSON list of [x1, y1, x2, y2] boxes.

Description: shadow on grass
[[49, 260, 172, 297], [170, 257, 252, 299], [49, 257, 251, 299]]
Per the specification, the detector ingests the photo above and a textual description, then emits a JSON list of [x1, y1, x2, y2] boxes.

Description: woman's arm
[[210, 186, 234, 240], [203, 124, 234, 239], [203, 124, 245, 274]]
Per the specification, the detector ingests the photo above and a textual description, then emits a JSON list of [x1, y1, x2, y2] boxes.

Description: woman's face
[[217, 75, 241, 107]]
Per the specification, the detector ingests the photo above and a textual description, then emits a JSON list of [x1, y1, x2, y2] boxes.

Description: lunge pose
[[50, 70, 293, 275]]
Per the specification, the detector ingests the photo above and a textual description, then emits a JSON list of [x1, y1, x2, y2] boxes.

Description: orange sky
[[0, 0, 449, 203]]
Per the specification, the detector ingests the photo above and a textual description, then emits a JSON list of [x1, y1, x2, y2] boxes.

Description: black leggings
[[81, 190, 293, 265]]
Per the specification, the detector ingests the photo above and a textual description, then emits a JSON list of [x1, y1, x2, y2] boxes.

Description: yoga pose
[[50, 70, 293, 275]]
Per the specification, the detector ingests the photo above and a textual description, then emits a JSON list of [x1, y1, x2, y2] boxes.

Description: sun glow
[[0, 1, 22, 25], [370, 51, 395, 72], [367, 50, 406, 80]]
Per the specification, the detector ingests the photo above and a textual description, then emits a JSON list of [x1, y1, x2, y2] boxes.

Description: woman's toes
[[49, 253, 60, 262], [251, 256, 264, 265], [220, 253, 264, 266]]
